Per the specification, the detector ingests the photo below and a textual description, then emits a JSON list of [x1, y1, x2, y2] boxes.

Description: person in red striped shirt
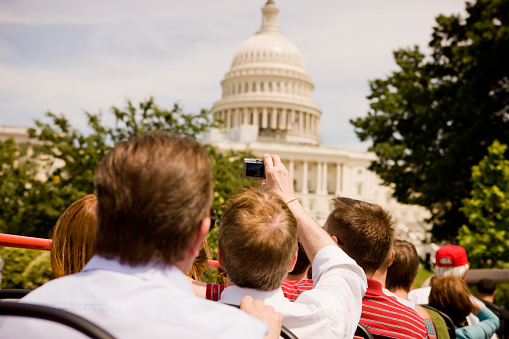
[[325, 197, 430, 339]]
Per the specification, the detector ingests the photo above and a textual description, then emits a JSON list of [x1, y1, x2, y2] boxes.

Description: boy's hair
[[326, 197, 395, 275], [218, 187, 297, 291], [386, 240, 420, 292]]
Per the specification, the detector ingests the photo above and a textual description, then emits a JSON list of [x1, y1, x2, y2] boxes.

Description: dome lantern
[[259, 0, 279, 33]]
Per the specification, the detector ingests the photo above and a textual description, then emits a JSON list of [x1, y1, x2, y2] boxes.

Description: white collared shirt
[[220, 245, 367, 339], [0, 255, 267, 339]]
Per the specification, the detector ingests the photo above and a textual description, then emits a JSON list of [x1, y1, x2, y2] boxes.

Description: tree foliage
[[458, 140, 509, 268], [350, 0, 509, 241]]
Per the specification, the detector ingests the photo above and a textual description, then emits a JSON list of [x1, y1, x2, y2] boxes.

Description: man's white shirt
[[220, 245, 367, 339], [0, 256, 267, 338]]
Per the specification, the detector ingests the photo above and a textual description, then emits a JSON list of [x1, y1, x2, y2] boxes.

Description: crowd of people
[[0, 131, 506, 339]]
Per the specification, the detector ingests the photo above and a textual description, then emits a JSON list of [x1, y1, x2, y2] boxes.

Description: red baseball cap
[[435, 245, 469, 267]]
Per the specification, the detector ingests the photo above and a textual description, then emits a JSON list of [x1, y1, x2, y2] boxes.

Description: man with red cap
[[409, 244, 490, 329], [408, 244, 470, 305]]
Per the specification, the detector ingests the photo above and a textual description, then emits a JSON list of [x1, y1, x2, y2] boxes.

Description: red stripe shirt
[[281, 279, 313, 302], [206, 279, 314, 302], [361, 279, 430, 339]]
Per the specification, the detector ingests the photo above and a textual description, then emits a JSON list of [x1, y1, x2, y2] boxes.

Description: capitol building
[[204, 1, 434, 254]]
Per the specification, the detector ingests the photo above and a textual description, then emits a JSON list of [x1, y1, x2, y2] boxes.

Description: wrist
[[285, 197, 299, 205]]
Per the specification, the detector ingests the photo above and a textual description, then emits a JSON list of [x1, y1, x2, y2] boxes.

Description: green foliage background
[[459, 140, 509, 269], [0, 247, 53, 289], [350, 0, 509, 242]]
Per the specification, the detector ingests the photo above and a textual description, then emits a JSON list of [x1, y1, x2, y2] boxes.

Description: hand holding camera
[[259, 154, 295, 204]]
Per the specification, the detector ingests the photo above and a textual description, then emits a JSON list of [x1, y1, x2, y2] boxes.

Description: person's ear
[[217, 248, 225, 269], [388, 249, 395, 267], [331, 235, 339, 247], [288, 250, 298, 272]]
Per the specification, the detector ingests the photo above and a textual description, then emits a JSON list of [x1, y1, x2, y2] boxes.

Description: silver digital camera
[[243, 158, 265, 179]]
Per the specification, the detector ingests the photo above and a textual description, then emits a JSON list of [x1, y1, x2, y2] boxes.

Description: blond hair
[[50, 194, 97, 278], [218, 187, 297, 291], [187, 239, 212, 280]]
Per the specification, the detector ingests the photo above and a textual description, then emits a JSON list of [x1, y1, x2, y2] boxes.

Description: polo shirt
[[361, 279, 430, 339]]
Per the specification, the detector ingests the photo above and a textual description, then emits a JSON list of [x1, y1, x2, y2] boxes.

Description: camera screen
[[245, 162, 265, 178]]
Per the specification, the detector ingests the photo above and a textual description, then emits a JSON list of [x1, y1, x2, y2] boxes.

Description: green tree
[[0, 138, 53, 237], [350, 0, 509, 241], [458, 140, 509, 269], [0, 247, 44, 289]]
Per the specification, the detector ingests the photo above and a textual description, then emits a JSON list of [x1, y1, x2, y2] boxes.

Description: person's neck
[[368, 269, 387, 288], [225, 276, 235, 287], [478, 294, 495, 303], [286, 271, 309, 281], [391, 288, 409, 300]]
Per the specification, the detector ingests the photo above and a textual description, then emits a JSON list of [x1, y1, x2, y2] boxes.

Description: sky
[[0, 0, 468, 152]]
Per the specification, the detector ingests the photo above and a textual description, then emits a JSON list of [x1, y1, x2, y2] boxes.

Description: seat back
[[355, 323, 374, 339], [420, 304, 456, 339], [0, 302, 116, 339], [0, 288, 32, 300]]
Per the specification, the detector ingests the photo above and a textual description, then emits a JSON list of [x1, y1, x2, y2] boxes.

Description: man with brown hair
[[4, 132, 281, 339], [325, 197, 430, 339], [217, 155, 368, 339], [218, 187, 299, 292]]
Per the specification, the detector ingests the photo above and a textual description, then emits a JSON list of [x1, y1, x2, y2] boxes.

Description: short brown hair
[[386, 240, 420, 292], [429, 276, 472, 326], [326, 197, 395, 275], [94, 132, 212, 266], [50, 194, 98, 278], [218, 187, 298, 291]]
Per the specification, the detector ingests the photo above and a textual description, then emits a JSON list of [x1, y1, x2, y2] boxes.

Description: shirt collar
[[220, 285, 285, 306], [367, 278, 384, 294], [82, 255, 193, 294]]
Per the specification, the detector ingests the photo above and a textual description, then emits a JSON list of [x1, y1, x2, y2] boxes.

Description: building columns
[[302, 161, 308, 194], [317, 162, 322, 194], [280, 108, 287, 130], [271, 108, 277, 129], [336, 163, 343, 195], [322, 162, 328, 194], [262, 107, 268, 128]]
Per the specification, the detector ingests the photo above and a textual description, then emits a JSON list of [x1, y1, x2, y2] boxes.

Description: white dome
[[211, 1, 322, 146], [231, 31, 306, 70]]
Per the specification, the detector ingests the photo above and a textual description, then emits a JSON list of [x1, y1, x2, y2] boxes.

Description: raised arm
[[261, 154, 336, 262]]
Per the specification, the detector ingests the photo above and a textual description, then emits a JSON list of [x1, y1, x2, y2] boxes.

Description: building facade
[[205, 1, 433, 253]]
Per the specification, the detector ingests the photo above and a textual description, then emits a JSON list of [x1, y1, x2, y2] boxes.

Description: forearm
[[286, 199, 336, 262], [457, 307, 499, 339]]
